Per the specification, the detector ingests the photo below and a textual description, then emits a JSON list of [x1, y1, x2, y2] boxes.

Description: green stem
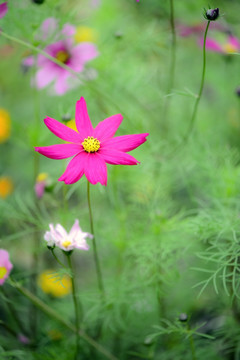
[[162, 0, 177, 123], [50, 248, 67, 268], [87, 181, 105, 298], [0, 287, 27, 336], [10, 280, 118, 360], [187, 323, 197, 360], [184, 20, 210, 141], [66, 253, 82, 360]]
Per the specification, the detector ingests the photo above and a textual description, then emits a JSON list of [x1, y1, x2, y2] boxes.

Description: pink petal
[[22, 56, 34, 67], [35, 66, 57, 89], [54, 72, 70, 95], [75, 97, 94, 139], [69, 219, 82, 238], [35, 144, 82, 159], [99, 149, 139, 165], [94, 114, 123, 142], [58, 152, 87, 184], [84, 153, 107, 186], [55, 224, 68, 238], [199, 38, 223, 53], [40, 17, 58, 40], [44, 117, 81, 143], [0, 2, 8, 19], [102, 133, 149, 152], [62, 24, 76, 37], [71, 43, 99, 65], [229, 36, 240, 51]]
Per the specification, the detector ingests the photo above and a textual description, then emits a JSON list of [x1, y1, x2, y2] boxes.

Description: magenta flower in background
[[199, 35, 240, 55], [44, 220, 92, 252], [0, 2, 8, 19], [35, 97, 149, 186], [23, 18, 98, 95], [0, 249, 13, 285], [33, 39, 98, 95]]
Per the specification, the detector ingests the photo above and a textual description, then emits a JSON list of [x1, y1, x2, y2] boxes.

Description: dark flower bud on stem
[[204, 7, 219, 21]]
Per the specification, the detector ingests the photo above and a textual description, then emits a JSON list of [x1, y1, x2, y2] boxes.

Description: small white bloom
[[44, 220, 92, 252]]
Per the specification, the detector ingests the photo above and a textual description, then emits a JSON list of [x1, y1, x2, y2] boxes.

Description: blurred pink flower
[[0, 2, 7, 19], [33, 39, 98, 95], [178, 22, 227, 37], [0, 249, 13, 285], [23, 18, 98, 95], [44, 220, 92, 252], [199, 35, 240, 54], [35, 97, 149, 186]]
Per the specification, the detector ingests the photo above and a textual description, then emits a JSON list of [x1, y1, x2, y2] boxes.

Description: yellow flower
[[0, 176, 14, 199], [36, 172, 49, 182], [38, 270, 72, 297], [0, 109, 11, 143], [66, 119, 77, 131], [74, 26, 98, 43]]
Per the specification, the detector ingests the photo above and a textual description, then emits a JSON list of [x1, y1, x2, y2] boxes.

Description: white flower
[[44, 220, 92, 252]]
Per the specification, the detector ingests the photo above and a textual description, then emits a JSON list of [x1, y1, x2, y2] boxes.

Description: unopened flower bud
[[204, 8, 219, 21], [179, 313, 188, 322]]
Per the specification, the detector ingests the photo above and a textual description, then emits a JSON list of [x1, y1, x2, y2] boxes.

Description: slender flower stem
[[66, 253, 82, 360], [10, 279, 118, 360], [87, 181, 105, 298], [50, 248, 67, 268], [184, 20, 210, 141], [0, 287, 27, 335], [29, 57, 41, 340], [162, 0, 177, 123]]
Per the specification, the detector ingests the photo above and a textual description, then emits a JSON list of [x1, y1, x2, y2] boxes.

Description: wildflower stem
[[187, 323, 197, 360], [10, 279, 118, 360], [87, 181, 105, 298], [50, 248, 67, 269], [66, 253, 82, 360], [184, 20, 210, 141], [0, 287, 27, 336], [162, 0, 177, 123]]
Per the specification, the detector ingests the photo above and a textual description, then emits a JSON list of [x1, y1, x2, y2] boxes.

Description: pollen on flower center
[[0, 266, 7, 279], [223, 43, 237, 54], [82, 136, 100, 153], [55, 50, 70, 64], [62, 240, 71, 248]]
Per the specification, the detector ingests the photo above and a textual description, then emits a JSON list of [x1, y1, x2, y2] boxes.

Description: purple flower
[[0, 2, 8, 19]]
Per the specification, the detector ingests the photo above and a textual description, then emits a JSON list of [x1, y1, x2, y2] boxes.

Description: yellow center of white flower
[[62, 240, 72, 248], [223, 43, 237, 54], [56, 50, 70, 63], [82, 136, 100, 153], [0, 266, 7, 279]]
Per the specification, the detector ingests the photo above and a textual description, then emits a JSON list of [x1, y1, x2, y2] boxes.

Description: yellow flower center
[[223, 43, 237, 54], [55, 50, 70, 63], [62, 240, 72, 248], [0, 267, 7, 279], [82, 136, 100, 153]]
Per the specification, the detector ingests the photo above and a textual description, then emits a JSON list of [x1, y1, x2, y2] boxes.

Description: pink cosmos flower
[[35, 97, 149, 186], [0, 2, 7, 19], [33, 40, 98, 95], [199, 35, 240, 55], [23, 19, 98, 95], [44, 220, 92, 252], [0, 249, 13, 285]]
